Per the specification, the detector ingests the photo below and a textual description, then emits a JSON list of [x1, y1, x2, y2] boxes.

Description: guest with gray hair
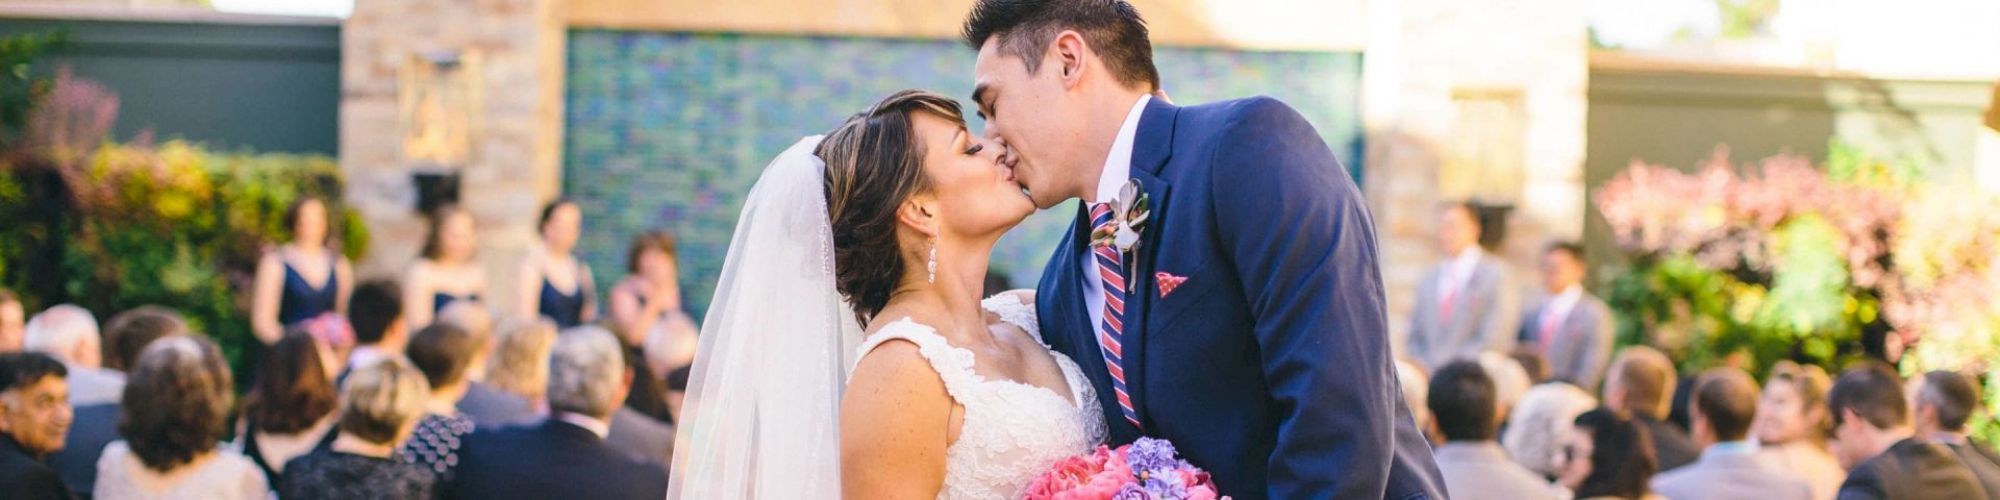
[[445, 327, 667, 500], [24, 305, 122, 406], [1503, 382, 1599, 479]]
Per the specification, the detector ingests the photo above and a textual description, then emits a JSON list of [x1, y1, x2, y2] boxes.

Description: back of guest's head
[[1476, 352, 1531, 416], [548, 326, 627, 419], [243, 331, 334, 435], [1571, 408, 1657, 499], [1510, 349, 1551, 385], [24, 304, 99, 366], [488, 319, 558, 401], [1828, 363, 1908, 431], [100, 306, 187, 372], [338, 358, 430, 446], [1691, 367, 1760, 443], [1505, 382, 1599, 475], [1429, 361, 1499, 442], [1916, 369, 1980, 433], [1606, 346, 1676, 419], [436, 301, 494, 340], [406, 322, 484, 391], [349, 280, 404, 346], [120, 336, 233, 472]]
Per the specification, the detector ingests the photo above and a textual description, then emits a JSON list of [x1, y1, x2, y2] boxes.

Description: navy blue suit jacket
[[1036, 96, 1445, 500], [445, 418, 668, 500]]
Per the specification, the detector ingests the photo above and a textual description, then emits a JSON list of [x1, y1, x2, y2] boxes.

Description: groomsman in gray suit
[[1517, 242, 1614, 391], [1407, 202, 1518, 370]]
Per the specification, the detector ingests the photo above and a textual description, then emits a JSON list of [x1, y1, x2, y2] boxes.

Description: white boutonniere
[[1090, 179, 1151, 255]]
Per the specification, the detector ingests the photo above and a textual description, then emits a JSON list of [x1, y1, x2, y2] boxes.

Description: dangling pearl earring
[[927, 239, 938, 284]]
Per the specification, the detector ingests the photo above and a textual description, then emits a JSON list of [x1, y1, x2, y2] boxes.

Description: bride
[[667, 90, 1106, 499]]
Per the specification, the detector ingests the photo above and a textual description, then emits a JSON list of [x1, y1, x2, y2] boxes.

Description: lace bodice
[[852, 295, 1108, 500]]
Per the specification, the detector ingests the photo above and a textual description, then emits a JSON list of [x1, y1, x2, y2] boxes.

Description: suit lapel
[[1121, 97, 1178, 427]]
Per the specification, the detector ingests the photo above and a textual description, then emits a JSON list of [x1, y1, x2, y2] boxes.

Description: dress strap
[[980, 295, 1040, 343], [851, 320, 977, 400]]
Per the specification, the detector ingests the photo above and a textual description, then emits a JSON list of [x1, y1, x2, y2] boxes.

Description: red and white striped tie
[[1090, 203, 1142, 430]]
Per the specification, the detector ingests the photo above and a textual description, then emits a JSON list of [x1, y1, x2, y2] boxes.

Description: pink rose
[[1179, 469, 1221, 500], [1026, 448, 1112, 500]]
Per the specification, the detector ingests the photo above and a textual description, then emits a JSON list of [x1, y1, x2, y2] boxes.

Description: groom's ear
[[896, 196, 940, 238], [1051, 30, 1088, 89]]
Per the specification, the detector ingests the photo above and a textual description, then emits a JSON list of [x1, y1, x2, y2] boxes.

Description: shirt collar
[[1705, 440, 1759, 457], [555, 412, 611, 439], [1091, 94, 1154, 204]]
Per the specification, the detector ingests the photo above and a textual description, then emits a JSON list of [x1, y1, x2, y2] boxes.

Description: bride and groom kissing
[[668, 1, 1446, 498]]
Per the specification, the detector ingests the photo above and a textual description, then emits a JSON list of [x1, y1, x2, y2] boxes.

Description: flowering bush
[[1597, 143, 2000, 444], [0, 60, 363, 385]]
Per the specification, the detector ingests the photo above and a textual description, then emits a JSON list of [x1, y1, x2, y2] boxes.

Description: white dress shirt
[[1082, 94, 1153, 342], [555, 412, 612, 439], [1535, 284, 1584, 345]]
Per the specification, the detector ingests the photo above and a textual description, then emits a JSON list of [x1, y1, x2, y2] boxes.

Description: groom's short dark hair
[[962, 0, 1160, 91]]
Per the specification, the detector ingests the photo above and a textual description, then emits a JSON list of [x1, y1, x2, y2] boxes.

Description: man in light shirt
[[1651, 368, 1813, 500], [22, 305, 123, 406], [1406, 202, 1518, 370], [1516, 242, 1613, 391]]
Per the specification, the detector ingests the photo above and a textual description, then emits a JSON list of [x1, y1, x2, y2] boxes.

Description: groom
[[964, 1, 1445, 498]]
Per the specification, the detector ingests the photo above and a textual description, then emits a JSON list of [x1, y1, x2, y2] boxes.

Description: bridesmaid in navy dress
[[252, 197, 354, 350], [517, 199, 596, 329], [404, 204, 489, 330]]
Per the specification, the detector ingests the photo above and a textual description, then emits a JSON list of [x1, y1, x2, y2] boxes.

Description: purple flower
[[1125, 438, 1181, 474], [1112, 483, 1153, 500], [1142, 472, 1189, 499]]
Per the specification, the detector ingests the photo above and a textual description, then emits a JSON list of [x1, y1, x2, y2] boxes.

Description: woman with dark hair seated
[[281, 358, 436, 500], [95, 336, 269, 499], [1554, 408, 1662, 500], [235, 330, 340, 489]]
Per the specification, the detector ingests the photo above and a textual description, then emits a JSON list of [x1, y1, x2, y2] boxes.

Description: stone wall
[[341, 0, 569, 306], [1361, 0, 1590, 352]]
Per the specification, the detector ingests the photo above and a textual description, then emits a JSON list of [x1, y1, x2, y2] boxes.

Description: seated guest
[[1504, 382, 1599, 480], [1511, 348, 1552, 385], [1428, 361, 1563, 500], [1829, 363, 1986, 500], [1604, 346, 1698, 471], [96, 336, 268, 499], [1517, 242, 1614, 391], [1397, 359, 1432, 435], [0, 352, 73, 499], [237, 331, 339, 488], [608, 342, 673, 470], [1555, 409, 1659, 500], [24, 305, 122, 406], [281, 358, 436, 500], [459, 320, 554, 427], [1477, 352, 1533, 419], [664, 364, 690, 425], [1909, 370, 2000, 495], [51, 307, 186, 499], [1754, 361, 1842, 500], [399, 322, 487, 477], [1650, 368, 1812, 500], [447, 327, 667, 500], [344, 280, 408, 380], [403, 205, 487, 330], [1406, 201, 1519, 370], [0, 289, 25, 352], [621, 347, 674, 425]]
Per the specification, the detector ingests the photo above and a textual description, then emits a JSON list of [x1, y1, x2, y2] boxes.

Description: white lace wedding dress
[[852, 295, 1109, 499]]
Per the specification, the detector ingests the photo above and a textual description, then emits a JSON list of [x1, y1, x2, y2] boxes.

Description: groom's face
[[973, 37, 1083, 209]]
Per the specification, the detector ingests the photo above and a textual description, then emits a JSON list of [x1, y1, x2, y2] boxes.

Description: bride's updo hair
[[818, 89, 968, 324]]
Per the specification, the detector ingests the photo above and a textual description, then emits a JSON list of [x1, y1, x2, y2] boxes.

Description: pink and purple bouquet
[[1024, 437, 1228, 500]]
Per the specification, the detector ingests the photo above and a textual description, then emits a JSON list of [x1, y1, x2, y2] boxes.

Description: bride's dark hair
[[818, 89, 967, 324]]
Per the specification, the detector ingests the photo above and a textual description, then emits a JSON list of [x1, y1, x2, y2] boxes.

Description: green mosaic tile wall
[[564, 30, 1362, 316]]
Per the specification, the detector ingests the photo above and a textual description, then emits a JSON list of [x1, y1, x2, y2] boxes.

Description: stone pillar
[[341, 0, 567, 305], [1361, 0, 1589, 352]]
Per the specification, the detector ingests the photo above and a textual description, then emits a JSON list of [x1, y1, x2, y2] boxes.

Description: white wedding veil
[[667, 135, 864, 499]]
